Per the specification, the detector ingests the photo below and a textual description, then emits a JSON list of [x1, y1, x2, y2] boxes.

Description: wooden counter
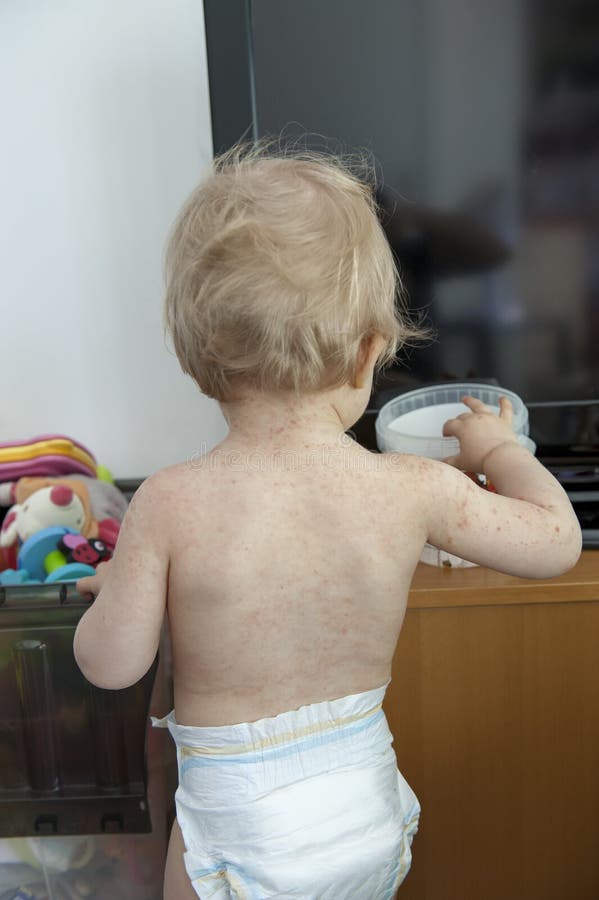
[[384, 550, 599, 900], [407, 548, 599, 608]]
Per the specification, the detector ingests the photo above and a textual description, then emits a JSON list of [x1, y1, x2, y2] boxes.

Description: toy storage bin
[[0, 580, 172, 899], [0, 582, 156, 837]]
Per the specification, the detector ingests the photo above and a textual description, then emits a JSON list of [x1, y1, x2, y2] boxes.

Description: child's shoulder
[[137, 463, 187, 493], [376, 451, 452, 481], [131, 463, 191, 514], [135, 459, 223, 511], [376, 451, 482, 509]]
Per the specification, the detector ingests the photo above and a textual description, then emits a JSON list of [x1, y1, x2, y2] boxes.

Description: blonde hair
[[164, 140, 425, 401]]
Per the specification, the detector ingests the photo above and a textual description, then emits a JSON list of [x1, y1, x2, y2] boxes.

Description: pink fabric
[[0, 457, 96, 482]]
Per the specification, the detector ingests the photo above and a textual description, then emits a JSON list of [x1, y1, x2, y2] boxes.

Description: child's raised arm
[[413, 396, 582, 577], [73, 474, 169, 689]]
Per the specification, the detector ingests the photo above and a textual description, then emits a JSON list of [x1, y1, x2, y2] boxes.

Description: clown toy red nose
[[50, 485, 74, 507]]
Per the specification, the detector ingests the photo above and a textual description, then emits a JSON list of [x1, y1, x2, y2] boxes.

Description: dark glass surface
[[206, 0, 599, 405], [0, 583, 156, 836]]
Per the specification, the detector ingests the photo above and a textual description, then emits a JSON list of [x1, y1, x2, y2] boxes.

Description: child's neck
[[219, 388, 356, 450]]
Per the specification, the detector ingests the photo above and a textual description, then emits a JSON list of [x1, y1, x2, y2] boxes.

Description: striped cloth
[[0, 435, 97, 482]]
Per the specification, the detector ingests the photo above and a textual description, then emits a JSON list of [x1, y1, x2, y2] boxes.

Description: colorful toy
[[1, 485, 88, 547], [465, 472, 498, 492], [0, 545, 17, 573], [0, 568, 41, 585], [0, 478, 122, 554], [96, 463, 114, 483], [0, 438, 125, 584], [45, 562, 96, 584], [22, 527, 92, 581], [58, 533, 110, 567], [0, 527, 97, 585]]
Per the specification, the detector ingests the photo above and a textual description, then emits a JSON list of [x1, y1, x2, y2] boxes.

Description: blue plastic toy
[[14, 527, 95, 584]]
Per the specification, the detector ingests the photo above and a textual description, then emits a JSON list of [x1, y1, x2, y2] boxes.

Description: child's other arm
[[417, 396, 582, 578], [73, 475, 169, 689]]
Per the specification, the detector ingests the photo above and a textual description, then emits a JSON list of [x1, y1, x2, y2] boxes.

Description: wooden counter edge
[[407, 548, 599, 609]]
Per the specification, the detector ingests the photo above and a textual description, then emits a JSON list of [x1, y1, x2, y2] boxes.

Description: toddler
[[74, 143, 582, 899]]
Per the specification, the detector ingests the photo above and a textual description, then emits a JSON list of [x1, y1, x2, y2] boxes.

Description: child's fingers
[[461, 395, 491, 414], [498, 395, 513, 425], [76, 575, 97, 600], [442, 417, 460, 437]]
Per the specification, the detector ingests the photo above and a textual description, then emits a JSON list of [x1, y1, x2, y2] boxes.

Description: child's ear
[[352, 333, 386, 389]]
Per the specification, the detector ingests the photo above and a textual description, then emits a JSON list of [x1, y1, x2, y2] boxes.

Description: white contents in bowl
[[388, 402, 500, 438]]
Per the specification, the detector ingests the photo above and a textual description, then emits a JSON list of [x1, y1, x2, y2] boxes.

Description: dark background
[[204, 0, 599, 447]]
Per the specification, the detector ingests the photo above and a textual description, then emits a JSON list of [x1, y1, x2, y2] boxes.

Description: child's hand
[[76, 560, 112, 602], [442, 395, 519, 472]]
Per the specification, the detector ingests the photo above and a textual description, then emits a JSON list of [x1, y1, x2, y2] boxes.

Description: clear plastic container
[[375, 383, 536, 568], [375, 382, 534, 459]]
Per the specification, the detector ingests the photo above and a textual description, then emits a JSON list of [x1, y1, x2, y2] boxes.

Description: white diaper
[[152, 681, 420, 899]]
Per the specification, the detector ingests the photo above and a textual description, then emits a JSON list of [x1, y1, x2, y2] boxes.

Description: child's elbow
[[559, 522, 583, 573], [74, 652, 141, 691], [73, 643, 106, 689], [74, 635, 155, 690], [73, 631, 127, 690], [92, 673, 138, 691], [540, 521, 583, 578]]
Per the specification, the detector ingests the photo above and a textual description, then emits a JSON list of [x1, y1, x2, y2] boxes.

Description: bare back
[[74, 415, 579, 716], [165, 443, 426, 726]]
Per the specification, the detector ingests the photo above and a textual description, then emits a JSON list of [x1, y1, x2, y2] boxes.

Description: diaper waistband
[[151, 680, 391, 765]]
